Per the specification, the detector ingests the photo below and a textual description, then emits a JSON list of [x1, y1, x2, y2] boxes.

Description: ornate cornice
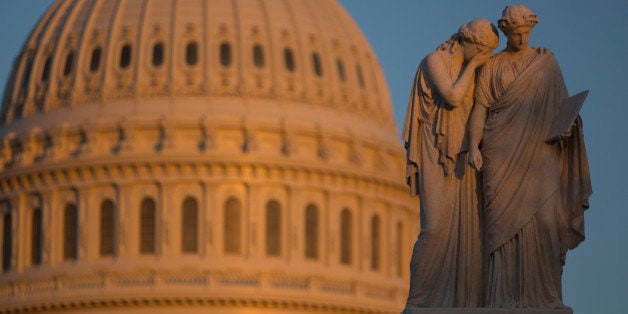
[[0, 117, 410, 207]]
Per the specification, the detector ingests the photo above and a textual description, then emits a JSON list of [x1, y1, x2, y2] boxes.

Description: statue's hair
[[458, 18, 499, 49], [498, 5, 539, 33], [436, 18, 499, 53], [436, 34, 460, 53]]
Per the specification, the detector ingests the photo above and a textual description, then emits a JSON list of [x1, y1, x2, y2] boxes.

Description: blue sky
[[0, 1, 626, 313], [338, 1, 627, 312]]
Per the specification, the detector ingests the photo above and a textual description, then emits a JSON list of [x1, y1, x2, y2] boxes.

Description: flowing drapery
[[475, 50, 592, 308], [402, 47, 483, 308]]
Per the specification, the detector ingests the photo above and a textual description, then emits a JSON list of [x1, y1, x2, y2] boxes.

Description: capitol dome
[[0, 0, 418, 313]]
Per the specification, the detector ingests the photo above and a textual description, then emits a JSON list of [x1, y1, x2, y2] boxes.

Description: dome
[[0, 1, 418, 313], [0, 0, 395, 134]]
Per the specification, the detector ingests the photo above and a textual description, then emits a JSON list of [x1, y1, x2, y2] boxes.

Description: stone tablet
[[547, 90, 589, 142]]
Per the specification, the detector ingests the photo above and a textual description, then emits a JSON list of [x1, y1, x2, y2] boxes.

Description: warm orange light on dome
[[1, 0, 395, 132], [0, 1, 418, 313]]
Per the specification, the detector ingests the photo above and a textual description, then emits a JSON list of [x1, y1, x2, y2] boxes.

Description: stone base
[[402, 308, 573, 314]]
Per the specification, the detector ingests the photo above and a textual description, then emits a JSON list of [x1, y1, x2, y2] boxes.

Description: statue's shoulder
[[531, 46, 555, 57], [423, 50, 451, 74], [424, 50, 442, 66], [479, 51, 506, 71]]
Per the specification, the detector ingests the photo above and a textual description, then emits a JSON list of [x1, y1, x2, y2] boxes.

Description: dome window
[[31, 208, 43, 266], [224, 197, 241, 254], [119, 44, 132, 69], [186, 41, 199, 66], [2, 212, 12, 272], [370, 214, 381, 271], [265, 200, 281, 257], [41, 56, 52, 81], [100, 199, 116, 257], [396, 221, 404, 277], [312, 53, 323, 77], [140, 198, 156, 255], [253, 44, 264, 68], [63, 203, 78, 261], [220, 42, 232, 67], [356, 64, 365, 88], [305, 204, 319, 260], [340, 209, 352, 265], [63, 51, 74, 76], [89, 47, 102, 72], [181, 197, 199, 254], [283, 48, 295, 72], [152, 42, 165, 67], [336, 59, 346, 82]]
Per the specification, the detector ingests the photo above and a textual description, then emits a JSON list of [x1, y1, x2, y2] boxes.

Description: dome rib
[[258, 0, 277, 97], [283, 0, 306, 101]]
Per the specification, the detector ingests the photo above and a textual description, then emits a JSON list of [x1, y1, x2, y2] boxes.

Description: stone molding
[[0, 269, 406, 314], [0, 118, 407, 197]]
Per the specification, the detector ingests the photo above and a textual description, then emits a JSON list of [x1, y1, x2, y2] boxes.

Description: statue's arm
[[424, 51, 489, 108], [468, 103, 488, 170]]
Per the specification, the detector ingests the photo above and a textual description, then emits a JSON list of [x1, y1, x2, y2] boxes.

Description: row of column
[[0, 178, 414, 280]]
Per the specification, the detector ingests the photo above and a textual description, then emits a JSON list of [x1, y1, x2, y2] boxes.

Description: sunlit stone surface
[[0, 1, 418, 313]]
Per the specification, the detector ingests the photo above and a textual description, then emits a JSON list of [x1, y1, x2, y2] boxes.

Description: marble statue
[[403, 5, 592, 313], [467, 4, 592, 310], [402, 19, 499, 308]]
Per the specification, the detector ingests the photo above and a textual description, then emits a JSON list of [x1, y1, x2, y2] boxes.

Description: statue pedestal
[[402, 308, 573, 314]]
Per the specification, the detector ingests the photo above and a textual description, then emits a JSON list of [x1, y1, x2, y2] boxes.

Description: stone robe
[[402, 44, 483, 308], [474, 49, 592, 308]]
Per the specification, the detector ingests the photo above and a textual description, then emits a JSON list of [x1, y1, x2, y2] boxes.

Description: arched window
[[120, 44, 132, 69], [253, 44, 264, 68], [370, 214, 380, 270], [63, 203, 78, 261], [63, 51, 74, 76], [356, 64, 365, 88], [152, 42, 165, 67], [2, 212, 11, 272], [100, 199, 116, 257], [219, 42, 232, 67], [31, 208, 43, 265], [89, 47, 102, 72], [396, 221, 403, 277], [182, 197, 199, 253], [336, 59, 346, 82], [265, 200, 281, 256], [305, 204, 319, 260], [340, 208, 352, 265], [41, 55, 52, 81], [186, 41, 199, 66], [224, 197, 241, 254], [312, 52, 323, 77], [284, 47, 295, 72], [140, 198, 156, 254]]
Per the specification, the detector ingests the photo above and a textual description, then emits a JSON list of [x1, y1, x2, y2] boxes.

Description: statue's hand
[[534, 46, 550, 54], [470, 50, 492, 68], [468, 147, 483, 171], [546, 122, 577, 144]]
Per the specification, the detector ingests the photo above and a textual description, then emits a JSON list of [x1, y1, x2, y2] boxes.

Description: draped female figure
[[403, 19, 498, 308], [468, 5, 592, 309]]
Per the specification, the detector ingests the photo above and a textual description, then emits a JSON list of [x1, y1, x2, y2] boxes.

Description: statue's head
[[498, 5, 539, 51], [498, 5, 539, 32], [458, 18, 499, 61]]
